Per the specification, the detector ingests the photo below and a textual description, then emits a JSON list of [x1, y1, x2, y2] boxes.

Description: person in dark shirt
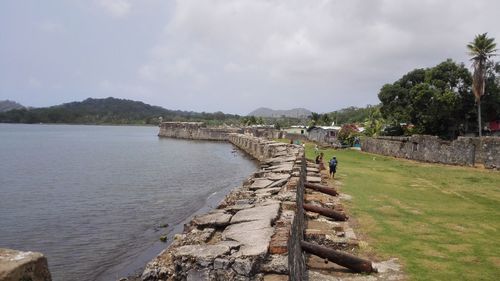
[[329, 156, 338, 179]]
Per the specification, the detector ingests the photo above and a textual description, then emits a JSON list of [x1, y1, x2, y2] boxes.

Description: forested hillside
[[0, 97, 241, 125]]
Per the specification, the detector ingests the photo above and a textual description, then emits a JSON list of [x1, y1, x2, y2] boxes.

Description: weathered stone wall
[[470, 137, 500, 168], [362, 135, 500, 169], [284, 133, 308, 143], [158, 122, 242, 141], [0, 248, 52, 281], [142, 134, 306, 280], [243, 128, 285, 140], [158, 122, 284, 142]]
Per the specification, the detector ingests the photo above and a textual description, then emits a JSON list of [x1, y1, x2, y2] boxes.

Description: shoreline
[[141, 133, 306, 280], [99, 144, 259, 281]]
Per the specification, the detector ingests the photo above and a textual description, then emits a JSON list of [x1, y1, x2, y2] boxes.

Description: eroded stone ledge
[[142, 134, 306, 281]]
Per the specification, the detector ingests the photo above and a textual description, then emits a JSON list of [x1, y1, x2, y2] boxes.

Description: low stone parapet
[[362, 135, 500, 169], [0, 248, 51, 281], [142, 134, 306, 280], [158, 122, 242, 141]]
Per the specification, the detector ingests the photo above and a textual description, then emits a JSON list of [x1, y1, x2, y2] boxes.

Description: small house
[[307, 126, 341, 146]]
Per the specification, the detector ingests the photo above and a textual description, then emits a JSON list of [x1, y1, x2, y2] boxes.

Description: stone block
[[230, 203, 280, 225], [250, 179, 274, 190], [186, 268, 210, 281], [213, 258, 231, 270], [232, 258, 255, 276], [173, 244, 233, 260], [306, 176, 322, 183], [223, 221, 274, 257], [192, 211, 232, 228], [0, 248, 51, 281], [260, 255, 289, 274]]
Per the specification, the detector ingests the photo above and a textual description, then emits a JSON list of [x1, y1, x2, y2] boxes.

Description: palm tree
[[467, 33, 497, 137]]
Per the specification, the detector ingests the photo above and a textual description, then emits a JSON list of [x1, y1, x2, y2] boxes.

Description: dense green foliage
[[0, 97, 241, 125], [306, 106, 379, 127], [240, 115, 265, 126], [328, 105, 380, 125], [379, 59, 500, 138], [337, 124, 361, 146]]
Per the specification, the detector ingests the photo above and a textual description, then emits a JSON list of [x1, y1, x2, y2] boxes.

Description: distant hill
[[248, 107, 312, 118], [0, 100, 24, 112], [0, 97, 240, 125]]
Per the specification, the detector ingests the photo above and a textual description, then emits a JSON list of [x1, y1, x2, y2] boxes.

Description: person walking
[[329, 156, 338, 179]]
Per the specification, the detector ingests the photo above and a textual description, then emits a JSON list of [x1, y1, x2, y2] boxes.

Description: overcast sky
[[1, 0, 499, 114]]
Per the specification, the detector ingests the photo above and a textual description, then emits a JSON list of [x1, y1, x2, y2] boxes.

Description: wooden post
[[303, 203, 348, 221], [305, 182, 338, 196], [301, 241, 374, 273]]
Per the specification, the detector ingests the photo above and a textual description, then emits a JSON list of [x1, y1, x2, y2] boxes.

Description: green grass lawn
[[298, 142, 500, 281]]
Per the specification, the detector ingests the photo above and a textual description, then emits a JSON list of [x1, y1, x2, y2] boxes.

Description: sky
[[1, 0, 499, 115]]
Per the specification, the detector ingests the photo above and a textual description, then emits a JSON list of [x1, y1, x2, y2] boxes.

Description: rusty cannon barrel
[[305, 182, 338, 196], [301, 241, 374, 273], [303, 203, 348, 221]]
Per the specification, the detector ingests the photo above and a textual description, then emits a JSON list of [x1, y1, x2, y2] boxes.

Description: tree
[[308, 112, 321, 126], [364, 107, 385, 137], [337, 124, 360, 146], [378, 59, 473, 138], [467, 33, 497, 136]]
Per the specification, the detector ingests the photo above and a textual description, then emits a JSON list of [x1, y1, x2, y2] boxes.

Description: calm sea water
[[0, 124, 257, 281]]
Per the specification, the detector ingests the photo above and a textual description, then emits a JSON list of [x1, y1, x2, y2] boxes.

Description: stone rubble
[[303, 160, 404, 280], [141, 134, 306, 281]]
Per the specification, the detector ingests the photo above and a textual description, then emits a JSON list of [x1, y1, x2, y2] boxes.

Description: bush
[[338, 124, 361, 146]]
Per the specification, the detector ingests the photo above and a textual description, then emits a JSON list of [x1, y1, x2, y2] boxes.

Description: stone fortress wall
[[158, 122, 240, 141], [158, 122, 285, 142], [362, 135, 500, 169], [142, 133, 307, 280]]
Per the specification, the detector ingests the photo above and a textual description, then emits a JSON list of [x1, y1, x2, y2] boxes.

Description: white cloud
[[39, 21, 64, 33], [97, 0, 132, 18], [135, 0, 500, 113]]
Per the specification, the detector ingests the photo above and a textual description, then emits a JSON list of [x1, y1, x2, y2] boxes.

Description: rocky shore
[[141, 134, 306, 280]]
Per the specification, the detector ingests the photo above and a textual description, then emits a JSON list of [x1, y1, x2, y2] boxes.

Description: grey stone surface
[[232, 258, 255, 276], [250, 179, 274, 190], [267, 178, 289, 188], [266, 163, 294, 173], [255, 188, 281, 195], [0, 248, 52, 281], [223, 221, 275, 256], [230, 203, 280, 225], [307, 176, 322, 183], [186, 268, 210, 281], [193, 211, 232, 227], [173, 244, 233, 259], [264, 156, 297, 165], [265, 173, 291, 181], [223, 202, 280, 257], [260, 255, 289, 274], [306, 167, 320, 173], [214, 258, 231, 270]]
